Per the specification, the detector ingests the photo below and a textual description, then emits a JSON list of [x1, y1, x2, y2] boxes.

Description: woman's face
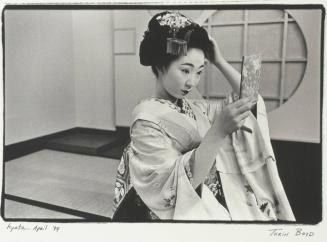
[[157, 48, 205, 100]]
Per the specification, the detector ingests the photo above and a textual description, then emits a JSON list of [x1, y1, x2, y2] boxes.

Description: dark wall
[[271, 140, 322, 224]]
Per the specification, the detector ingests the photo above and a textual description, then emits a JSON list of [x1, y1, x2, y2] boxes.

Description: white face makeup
[[157, 48, 205, 100]]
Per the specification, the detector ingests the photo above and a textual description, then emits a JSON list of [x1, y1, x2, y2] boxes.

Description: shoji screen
[[197, 9, 320, 143], [200, 10, 307, 112]]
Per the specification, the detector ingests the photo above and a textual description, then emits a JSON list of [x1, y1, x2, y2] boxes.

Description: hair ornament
[[156, 12, 192, 56]]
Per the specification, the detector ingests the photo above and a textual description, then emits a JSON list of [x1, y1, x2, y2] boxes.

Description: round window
[[201, 9, 307, 112]]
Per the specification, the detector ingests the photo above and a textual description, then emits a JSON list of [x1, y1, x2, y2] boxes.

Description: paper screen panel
[[260, 63, 281, 98], [248, 24, 283, 58], [248, 10, 284, 21], [287, 22, 307, 58], [285, 63, 306, 98], [211, 10, 244, 22], [208, 63, 236, 97], [212, 25, 243, 59]]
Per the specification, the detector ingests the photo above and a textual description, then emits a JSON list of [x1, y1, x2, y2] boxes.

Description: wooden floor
[[4, 149, 120, 219]]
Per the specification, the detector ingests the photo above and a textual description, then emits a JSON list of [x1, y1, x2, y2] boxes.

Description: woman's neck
[[154, 78, 178, 103]]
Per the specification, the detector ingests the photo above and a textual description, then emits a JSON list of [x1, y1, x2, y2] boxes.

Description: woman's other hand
[[207, 35, 242, 95], [213, 96, 256, 137]]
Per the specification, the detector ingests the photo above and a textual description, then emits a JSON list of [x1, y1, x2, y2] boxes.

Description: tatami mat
[[5, 149, 120, 218], [4, 199, 83, 219]]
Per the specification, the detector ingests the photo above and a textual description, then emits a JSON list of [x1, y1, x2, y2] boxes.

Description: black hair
[[139, 11, 213, 78]]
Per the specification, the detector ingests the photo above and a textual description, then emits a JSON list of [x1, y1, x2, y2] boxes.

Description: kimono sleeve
[[190, 98, 224, 124], [129, 120, 197, 219], [190, 92, 248, 124]]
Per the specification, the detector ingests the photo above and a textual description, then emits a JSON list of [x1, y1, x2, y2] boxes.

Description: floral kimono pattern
[[112, 94, 295, 221]]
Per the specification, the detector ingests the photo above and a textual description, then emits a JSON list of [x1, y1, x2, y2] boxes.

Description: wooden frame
[[203, 10, 307, 109]]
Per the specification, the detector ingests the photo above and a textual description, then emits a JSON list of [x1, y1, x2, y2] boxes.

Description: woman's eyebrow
[[181, 63, 205, 69]]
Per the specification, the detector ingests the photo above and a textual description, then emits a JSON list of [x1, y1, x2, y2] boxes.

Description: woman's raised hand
[[207, 35, 225, 65], [213, 97, 256, 137]]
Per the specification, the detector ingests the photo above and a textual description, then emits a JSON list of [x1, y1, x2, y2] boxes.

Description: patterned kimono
[[112, 94, 295, 221]]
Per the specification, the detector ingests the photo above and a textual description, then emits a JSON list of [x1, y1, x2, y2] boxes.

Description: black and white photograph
[[0, 0, 325, 241]]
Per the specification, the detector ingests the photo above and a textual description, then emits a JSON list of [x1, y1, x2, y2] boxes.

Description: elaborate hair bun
[[139, 11, 210, 66], [139, 31, 155, 66], [139, 11, 173, 66]]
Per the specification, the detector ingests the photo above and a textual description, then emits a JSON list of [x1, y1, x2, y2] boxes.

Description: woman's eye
[[197, 71, 203, 75], [181, 69, 190, 74]]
